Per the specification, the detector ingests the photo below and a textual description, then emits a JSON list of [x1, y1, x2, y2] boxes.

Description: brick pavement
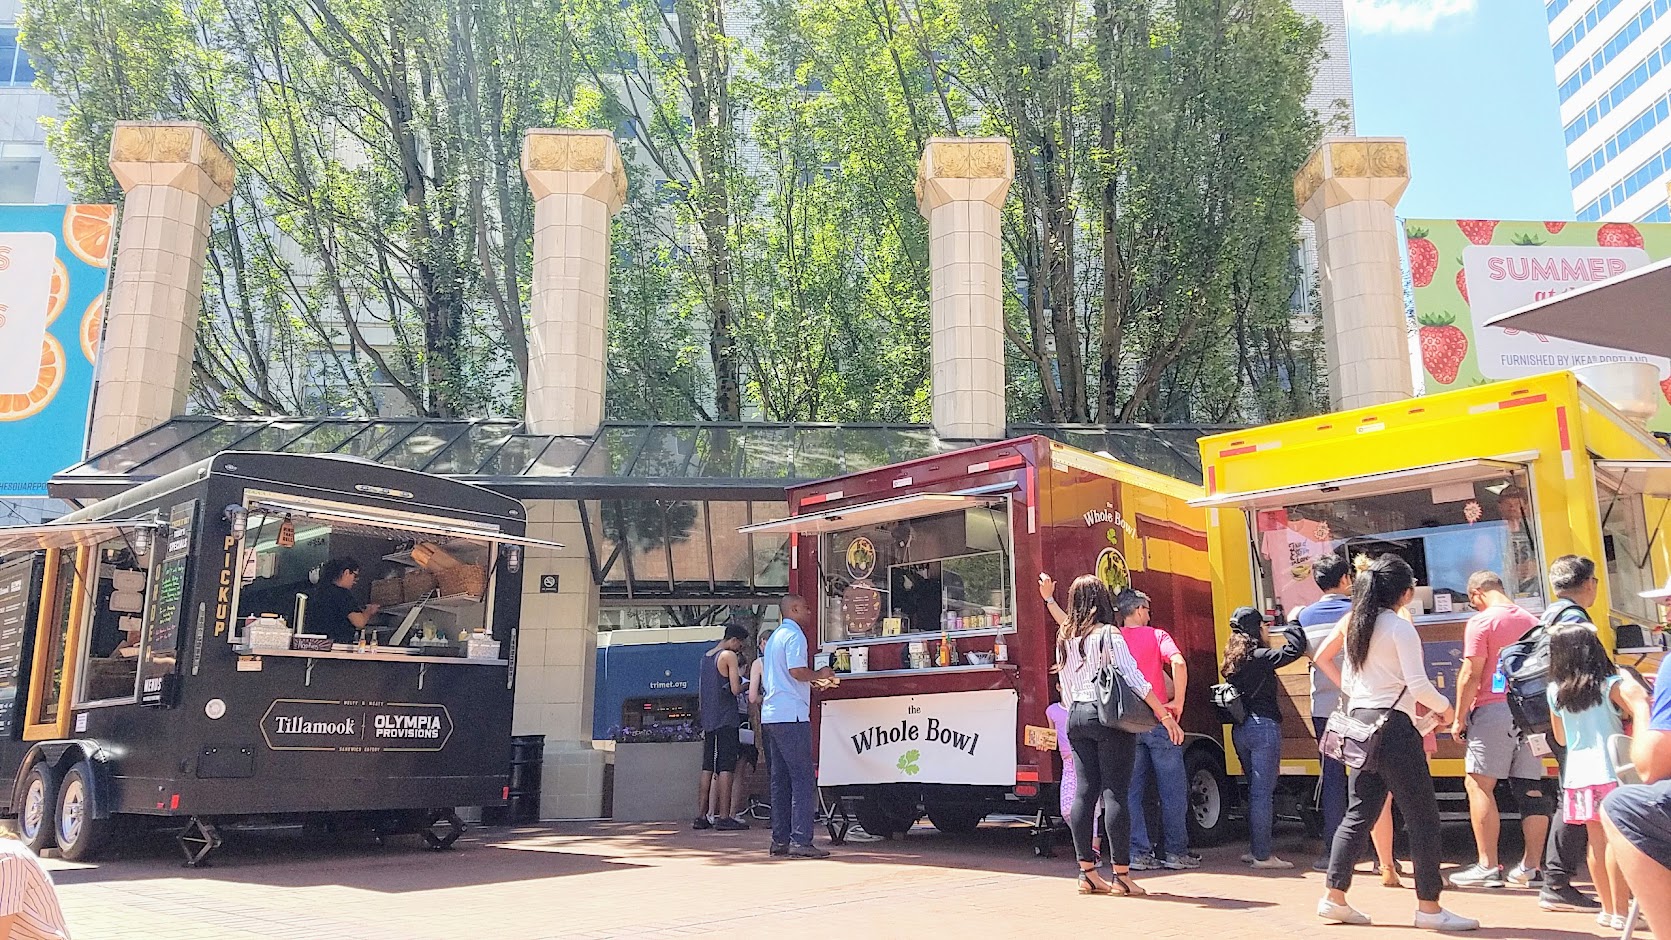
[[44, 820, 1637, 939]]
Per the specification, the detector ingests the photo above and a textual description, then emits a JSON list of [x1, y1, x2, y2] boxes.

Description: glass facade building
[[1556, 1, 1671, 221]]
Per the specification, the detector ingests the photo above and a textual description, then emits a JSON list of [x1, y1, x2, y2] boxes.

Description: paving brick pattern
[[46, 821, 1634, 939]]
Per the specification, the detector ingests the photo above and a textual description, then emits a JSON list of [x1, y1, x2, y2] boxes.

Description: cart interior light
[[505, 544, 522, 574], [131, 527, 151, 557], [224, 505, 248, 537]]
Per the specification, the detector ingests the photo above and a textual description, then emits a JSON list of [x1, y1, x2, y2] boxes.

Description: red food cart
[[743, 436, 1226, 851]]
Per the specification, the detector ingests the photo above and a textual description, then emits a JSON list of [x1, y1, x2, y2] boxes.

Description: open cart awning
[[1189, 456, 1535, 511], [0, 519, 167, 555], [1594, 460, 1671, 497], [736, 483, 1014, 536], [245, 499, 565, 550], [1485, 255, 1671, 357]]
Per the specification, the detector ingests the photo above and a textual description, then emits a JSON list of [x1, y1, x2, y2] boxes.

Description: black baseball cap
[[1230, 606, 1270, 635]]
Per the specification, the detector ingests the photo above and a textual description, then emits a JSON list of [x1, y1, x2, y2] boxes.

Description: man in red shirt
[[1118, 590, 1195, 870], [1449, 570, 1551, 889]]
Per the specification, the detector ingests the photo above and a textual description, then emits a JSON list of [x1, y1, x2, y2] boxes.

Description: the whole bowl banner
[[0, 205, 115, 496], [1406, 218, 1671, 431]]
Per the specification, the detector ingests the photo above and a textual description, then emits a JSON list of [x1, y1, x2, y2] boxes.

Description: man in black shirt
[[310, 558, 379, 645]]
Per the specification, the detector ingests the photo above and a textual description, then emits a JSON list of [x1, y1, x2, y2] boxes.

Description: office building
[[1554, 0, 1671, 222]]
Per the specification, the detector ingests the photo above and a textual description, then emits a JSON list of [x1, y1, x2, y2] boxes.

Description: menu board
[[0, 555, 41, 739], [140, 501, 196, 706]]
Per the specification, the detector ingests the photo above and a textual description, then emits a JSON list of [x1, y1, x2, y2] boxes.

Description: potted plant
[[610, 722, 705, 822]]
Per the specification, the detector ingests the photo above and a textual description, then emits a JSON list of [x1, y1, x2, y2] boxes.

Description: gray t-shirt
[[1299, 593, 1353, 719]]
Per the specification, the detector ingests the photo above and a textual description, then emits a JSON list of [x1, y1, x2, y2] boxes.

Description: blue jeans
[[764, 721, 817, 846], [1233, 714, 1282, 861], [1313, 715, 1348, 851], [1129, 723, 1190, 858]]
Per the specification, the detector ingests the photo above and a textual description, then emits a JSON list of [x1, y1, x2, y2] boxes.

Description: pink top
[[1463, 603, 1539, 708], [1121, 626, 1181, 703]]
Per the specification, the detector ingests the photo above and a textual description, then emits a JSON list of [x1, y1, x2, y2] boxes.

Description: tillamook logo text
[[261, 699, 453, 752]]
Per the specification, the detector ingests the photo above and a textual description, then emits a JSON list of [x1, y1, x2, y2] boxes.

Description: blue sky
[[1349, 0, 1574, 221]]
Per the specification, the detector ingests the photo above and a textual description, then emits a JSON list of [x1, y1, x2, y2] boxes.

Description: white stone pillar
[[520, 130, 627, 437], [515, 499, 605, 819], [89, 122, 233, 454], [1295, 137, 1413, 410], [916, 138, 1013, 440]]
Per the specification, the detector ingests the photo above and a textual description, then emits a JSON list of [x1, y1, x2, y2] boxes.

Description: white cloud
[[1345, 0, 1477, 33]]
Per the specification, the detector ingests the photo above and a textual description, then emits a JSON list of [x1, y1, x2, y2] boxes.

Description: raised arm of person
[[1038, 573, 1069, 628], [1251, 623, 1307, 668], [781, 628, 835, 684], [347, 604, 379, 629]]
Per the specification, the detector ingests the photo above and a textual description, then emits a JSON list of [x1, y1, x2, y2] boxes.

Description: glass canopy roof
[[55, 417, 1230, 496]]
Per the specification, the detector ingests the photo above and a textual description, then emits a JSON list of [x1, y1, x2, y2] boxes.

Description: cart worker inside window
[[310, 558, 380, 645]]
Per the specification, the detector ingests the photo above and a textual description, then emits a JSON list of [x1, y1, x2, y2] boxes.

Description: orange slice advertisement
[[80, 293, 104, 364], [0, 336, 65, 422], [45, 258, 67, 325], [63, 205, 115, 268]]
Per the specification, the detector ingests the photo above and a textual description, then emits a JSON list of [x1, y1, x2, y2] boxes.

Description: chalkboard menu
[[0, 555, 41, 739], [140, 501, 196, 706]]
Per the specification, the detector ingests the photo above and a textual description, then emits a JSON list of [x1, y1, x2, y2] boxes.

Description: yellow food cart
[[1192, 370, 1671, 832]]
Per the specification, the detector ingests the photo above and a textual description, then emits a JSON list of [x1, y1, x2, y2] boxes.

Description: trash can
[[482, 734, 544, 825]]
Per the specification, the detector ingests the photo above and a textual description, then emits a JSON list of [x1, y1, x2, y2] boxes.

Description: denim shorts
[[1603, 780, 1671, 870]]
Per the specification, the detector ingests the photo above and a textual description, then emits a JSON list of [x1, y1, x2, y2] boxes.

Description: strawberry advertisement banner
[[1406, 218, 1671, 430]]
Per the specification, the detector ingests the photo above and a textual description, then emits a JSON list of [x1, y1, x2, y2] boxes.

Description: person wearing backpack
[[1221, 606, 1306, 870], [1520, 555, 1606, 913]]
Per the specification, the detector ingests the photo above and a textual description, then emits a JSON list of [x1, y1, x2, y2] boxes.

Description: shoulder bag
[[1093, 627, 1159, 734], [1318, 687, 1407, 773]]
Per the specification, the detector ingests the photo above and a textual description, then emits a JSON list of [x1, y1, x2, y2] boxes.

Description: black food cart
[[0, 451, 555, 864]]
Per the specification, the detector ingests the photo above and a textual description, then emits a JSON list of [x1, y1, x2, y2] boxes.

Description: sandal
[[1078, 871, 1113, 895], [1110, 872, 1147, 897]]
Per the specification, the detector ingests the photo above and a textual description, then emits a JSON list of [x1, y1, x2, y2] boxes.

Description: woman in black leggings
[[1315, 556, 1476, 932], [1048, 574, 1182, 896]]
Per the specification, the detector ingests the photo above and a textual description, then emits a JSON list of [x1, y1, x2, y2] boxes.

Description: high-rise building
[[1554, 1, 1671, 223], [0, 0, 67, 204], [1297, 0, 1356, 136]]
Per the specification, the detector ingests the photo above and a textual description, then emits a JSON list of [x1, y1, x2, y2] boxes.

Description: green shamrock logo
[[897, 749, 920, 776]]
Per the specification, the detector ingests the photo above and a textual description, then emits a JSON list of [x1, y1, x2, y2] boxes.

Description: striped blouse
[[1058, 625, 1153, 705], [0, 840, 69, 939]]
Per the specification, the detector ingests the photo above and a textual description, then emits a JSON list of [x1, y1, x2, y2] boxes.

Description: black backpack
[[1498, 599, 1586, 737]]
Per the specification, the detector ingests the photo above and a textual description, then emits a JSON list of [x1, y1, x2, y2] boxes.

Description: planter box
[[611, 741, 703, 822]]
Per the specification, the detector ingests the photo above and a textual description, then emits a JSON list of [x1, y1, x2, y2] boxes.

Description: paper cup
[[850, 647, 868, 673]]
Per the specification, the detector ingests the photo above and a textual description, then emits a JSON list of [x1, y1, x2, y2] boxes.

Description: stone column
[[520, 130, 627, 437], [515, 499, 604, 819], [1295, 137, 1413, 410], [89, 122, 233, 454], [916, 138, 1013, 441]]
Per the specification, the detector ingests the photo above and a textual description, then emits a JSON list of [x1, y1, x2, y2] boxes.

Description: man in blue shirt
[[762, 594, 837, 858], [1299, 553, 1355, 871], [1601, 638, 1671, 932]]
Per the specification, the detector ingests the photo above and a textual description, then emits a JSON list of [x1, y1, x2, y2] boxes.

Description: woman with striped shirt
[[1049, 574, 1183, 896]]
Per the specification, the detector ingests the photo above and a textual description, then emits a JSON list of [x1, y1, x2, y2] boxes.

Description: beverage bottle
[[938, 629, 952, 667], [993, 634, 1008, 663]]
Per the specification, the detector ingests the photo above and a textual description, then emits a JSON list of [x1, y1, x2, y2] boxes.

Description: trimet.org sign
[[818, 690, 1017, 786], [261, 699, 455, 753]]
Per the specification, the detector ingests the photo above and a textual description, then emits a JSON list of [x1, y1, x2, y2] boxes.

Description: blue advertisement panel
[[0, 204, 115, 496]]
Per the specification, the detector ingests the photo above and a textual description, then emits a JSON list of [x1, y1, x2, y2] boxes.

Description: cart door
[[0, 555, 43, 739], [23, 547, 87, 740]]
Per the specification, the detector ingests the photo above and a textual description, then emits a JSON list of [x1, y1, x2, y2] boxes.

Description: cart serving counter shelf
[[0, 451, 559, 865]]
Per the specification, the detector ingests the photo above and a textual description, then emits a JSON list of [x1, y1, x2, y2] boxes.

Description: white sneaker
[[1413, 909, 1479, 932], [1317, 898, 1371, 925], [1252, 855, 1295, 870], [1613, 912, 1644, 930], [1600, 911, 1615, 928]]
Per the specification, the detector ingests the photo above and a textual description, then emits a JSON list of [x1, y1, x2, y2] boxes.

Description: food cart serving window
[[1594, 461, 1671, 638], [1231, 463, 1545, 621]]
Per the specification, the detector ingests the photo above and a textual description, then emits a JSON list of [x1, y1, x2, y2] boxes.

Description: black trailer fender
[[13, 741, 116, 820]]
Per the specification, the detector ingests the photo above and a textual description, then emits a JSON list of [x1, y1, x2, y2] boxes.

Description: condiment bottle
[[938, 629, 952, 667]]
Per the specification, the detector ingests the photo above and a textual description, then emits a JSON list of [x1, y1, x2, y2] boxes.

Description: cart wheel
[[177, 816, 222, 868], [421, 810, 464, 850], [54, 762, 112, 862], [1185, 746, 1232, 847], [924, 803, 986, 835], [17, 763, 57, 853]]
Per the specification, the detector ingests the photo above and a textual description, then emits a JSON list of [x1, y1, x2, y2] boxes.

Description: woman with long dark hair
[[1315, 556, 1476, 931], [1221, 606, 1307, 869], [1049, 575, 1183, 896]]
